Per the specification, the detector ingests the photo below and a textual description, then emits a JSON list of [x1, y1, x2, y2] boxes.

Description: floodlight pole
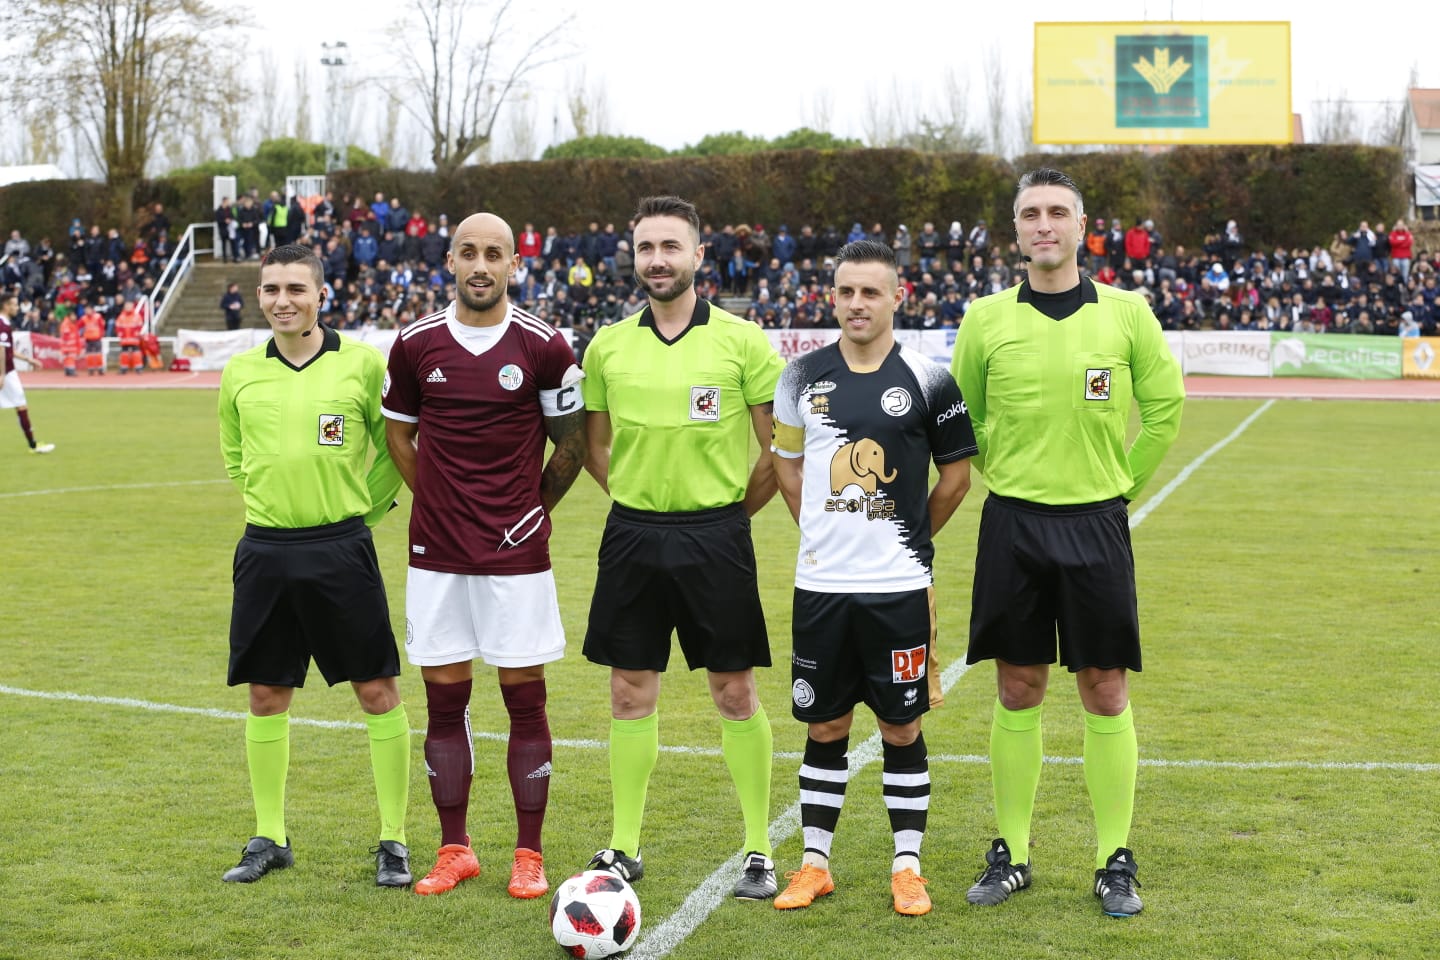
[[320, 41, 349, 173]]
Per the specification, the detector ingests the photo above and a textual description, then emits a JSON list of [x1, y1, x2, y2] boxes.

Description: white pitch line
[[0, 478, 231, 500], [9, 686, 1425, 773], [630, 398, 1277, 960], [1128, 399, 1274, 528]]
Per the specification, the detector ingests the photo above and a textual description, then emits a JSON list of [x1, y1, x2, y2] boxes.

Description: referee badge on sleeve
[[1085, 368, 1112, 401], [318, 414, 345, 446]]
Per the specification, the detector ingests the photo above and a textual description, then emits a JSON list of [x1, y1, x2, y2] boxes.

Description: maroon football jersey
[[383, 304, 582, 575], [0, 316, 15, 375]]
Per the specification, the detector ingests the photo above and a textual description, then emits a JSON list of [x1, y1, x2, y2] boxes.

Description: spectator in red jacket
[[1125, 221, 1152, 264], [1389, 220, 1414, 283]]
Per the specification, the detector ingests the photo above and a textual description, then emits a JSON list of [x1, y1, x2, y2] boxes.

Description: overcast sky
[[244, 0, 1436, 159]]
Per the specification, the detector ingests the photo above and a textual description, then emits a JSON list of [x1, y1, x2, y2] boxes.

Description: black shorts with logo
[[966, 493, 1141, 672], [790, 587, 936, 725], [228, 517, 400, 687], [583, 502, 771, 673]]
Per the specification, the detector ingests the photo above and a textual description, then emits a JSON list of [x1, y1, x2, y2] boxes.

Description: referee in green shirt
[[951, 169, 1184, 917], [217, 244, 411, 887], [581, 196, 784, 900]]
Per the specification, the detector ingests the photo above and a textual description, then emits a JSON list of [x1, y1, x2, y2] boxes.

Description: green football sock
[[366, 703, 411, 845], [991, 701, 1043, 866], [1084, 704, 1137, 869], [609, 712, 659, 855], [245, 712, 290, 846], [721, 706, 773, 858]]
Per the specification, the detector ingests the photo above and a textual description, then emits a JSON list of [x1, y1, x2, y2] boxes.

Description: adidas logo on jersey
[[426, 367, 447, 383], [526, 761, 553, 780]]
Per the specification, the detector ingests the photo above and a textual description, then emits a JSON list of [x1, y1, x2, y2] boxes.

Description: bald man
[[383, 212, 587, 899]]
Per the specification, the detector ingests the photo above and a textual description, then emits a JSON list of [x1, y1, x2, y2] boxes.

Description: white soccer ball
[[549, 869, 642, 958]]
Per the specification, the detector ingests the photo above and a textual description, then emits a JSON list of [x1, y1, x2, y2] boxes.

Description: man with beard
[[382, 213, 587, 900], [579, 195, 785, 901]]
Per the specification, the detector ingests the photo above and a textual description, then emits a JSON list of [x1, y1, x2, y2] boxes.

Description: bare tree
[[23, 111, 63, 167], [388, 0, 571, 178], [1312, 94, 1360, 144], [805, 89, 835, 135], [258, 51, 285, 142], [565, 66, 611, 139], [292, 58, 314, 145], [982, 43, 1008, 157], [0, 0, 251, 225], [495, 95, 538, 162]]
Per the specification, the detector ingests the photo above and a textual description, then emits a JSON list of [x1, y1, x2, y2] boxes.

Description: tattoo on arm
[[540, 409, 587, 513]]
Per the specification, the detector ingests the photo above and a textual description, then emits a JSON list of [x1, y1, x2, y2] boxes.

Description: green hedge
[[0, 145, 1409, 255]]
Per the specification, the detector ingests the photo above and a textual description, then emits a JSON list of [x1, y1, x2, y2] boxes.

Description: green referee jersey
[[219, 326, 402, 528], [582, 298, 784, 512], [951, 278, 1184, 505]]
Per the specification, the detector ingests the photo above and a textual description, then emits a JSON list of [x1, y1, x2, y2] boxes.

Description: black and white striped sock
[[798, 735, 849, 868], [883, 734, 929, 874]]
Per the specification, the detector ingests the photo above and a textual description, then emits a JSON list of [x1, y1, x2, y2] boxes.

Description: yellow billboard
[[1034, 22, 1291, 145], [1402, 338, 1440, 379]]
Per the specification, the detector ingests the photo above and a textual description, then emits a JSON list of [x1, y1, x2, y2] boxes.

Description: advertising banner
[[1401, 337, 1440, 379], [15, 332, 65, 370], [173, 328, 265, 371], [1181, 331, 1270, 376], [1033, 21, 1292, 144], [1269, 333, 1402, 380]]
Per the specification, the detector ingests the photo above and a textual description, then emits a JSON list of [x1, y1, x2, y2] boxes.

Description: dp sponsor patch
[[891, 644, 926, 683]]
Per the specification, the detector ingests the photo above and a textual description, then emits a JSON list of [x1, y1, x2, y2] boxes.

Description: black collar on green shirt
[[1017, 276, 1098, 322], [1016, 276, 1100, 304], [638, 296, 710, 345], [266, 323, 340, 371]]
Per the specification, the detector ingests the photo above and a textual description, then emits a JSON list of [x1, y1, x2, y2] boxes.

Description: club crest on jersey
[[382, 370, 392, 397], [690, 386, 720, 421], [1085, 368, 1112, 401], [881, 387, 912, 417], [317, 414, 345, 446], [498, 363, 524, 391], [892, 645, 927, 683]]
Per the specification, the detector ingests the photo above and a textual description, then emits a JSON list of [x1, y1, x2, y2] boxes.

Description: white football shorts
[[0, 370, 28, 409], [404, 567, 566, 668]]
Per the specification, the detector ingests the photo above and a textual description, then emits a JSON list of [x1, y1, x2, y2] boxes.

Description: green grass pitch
[[1, 388, 1437, 959]]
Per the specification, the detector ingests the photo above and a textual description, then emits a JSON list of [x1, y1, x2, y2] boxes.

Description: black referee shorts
[[967, 493, 1141, 672], [583, 502, 771, 673], [228, 517, 400, 688]]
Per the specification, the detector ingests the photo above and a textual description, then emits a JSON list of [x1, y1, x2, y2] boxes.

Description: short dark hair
[[1013, 167, 1085, 219], [261, 243, 324, 287], [834, 239, 896, 272], [633, 195, 700, 239]]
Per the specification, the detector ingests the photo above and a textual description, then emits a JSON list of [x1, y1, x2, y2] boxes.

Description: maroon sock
[[501, 678, 551, 852], [16, 410, 35, 447], [424, 678, 474, 847]]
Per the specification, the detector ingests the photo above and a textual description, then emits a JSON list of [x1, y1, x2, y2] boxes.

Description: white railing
[[147, 222, 214, 334]]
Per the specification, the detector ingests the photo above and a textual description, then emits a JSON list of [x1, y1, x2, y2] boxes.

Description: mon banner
[[1033, 21, 1292, 145], [1269, 333, 1402, 380]]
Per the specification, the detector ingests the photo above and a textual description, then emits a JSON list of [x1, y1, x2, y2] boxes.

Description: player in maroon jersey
[[382, 212, 586, 899], [0, 296, 55, 454]]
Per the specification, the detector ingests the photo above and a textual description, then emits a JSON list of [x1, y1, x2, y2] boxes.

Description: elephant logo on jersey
[[1085, 368, 1112, 401], [690, 386, 720, 421], [317, 414, 345, 446], [830, 438, 896, 495]]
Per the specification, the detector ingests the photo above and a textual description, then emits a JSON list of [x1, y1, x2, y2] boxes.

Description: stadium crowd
[[4, 190, 1438, 347]]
